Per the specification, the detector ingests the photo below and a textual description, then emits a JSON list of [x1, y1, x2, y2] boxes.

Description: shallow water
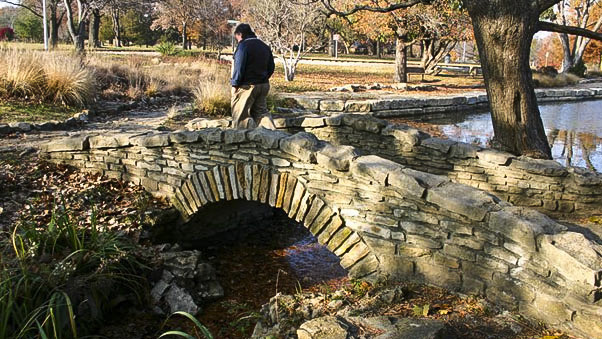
[[197, 210, 347, 338], [431, 100, 602, 172]]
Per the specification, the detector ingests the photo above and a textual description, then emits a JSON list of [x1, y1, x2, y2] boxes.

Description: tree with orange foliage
[[554, 0, 602, 72]]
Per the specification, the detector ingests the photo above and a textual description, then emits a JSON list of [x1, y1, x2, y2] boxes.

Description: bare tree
[[244, 0, 324, 81]]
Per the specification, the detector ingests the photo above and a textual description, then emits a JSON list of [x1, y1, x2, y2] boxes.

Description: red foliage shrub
[[0, 27, 14, 41]]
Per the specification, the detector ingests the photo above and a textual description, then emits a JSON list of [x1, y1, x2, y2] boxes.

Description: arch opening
[[158, 199, 348, 338]]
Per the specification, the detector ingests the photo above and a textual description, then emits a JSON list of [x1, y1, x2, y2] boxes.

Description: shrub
[[568, 59, 587, 77], [532, 72, 581, 88], [156, 41, 178, 57], [0, 27, 14, 41], [0, 205, 147, 338]]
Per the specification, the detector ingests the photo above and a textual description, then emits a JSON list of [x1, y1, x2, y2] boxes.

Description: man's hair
[[234, 23, 255, 39]]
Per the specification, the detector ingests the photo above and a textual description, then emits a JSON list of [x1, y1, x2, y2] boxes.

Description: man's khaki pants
[[231, 83, 276, 129]]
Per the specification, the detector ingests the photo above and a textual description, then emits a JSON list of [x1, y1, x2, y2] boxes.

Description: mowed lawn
[[271, 62, 484, 93]]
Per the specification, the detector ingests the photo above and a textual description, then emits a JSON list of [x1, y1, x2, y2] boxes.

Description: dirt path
[[0, 106, 171, 152]]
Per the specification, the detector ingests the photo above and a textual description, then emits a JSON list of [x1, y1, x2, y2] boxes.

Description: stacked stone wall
[[282, 87, 602, 118], [261, 114, 602, 217], [42, 128, 602, 338]]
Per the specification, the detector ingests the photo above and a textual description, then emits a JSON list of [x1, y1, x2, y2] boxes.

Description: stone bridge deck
[[42, 127, 602, 338]]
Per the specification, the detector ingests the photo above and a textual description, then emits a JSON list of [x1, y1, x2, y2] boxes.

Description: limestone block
[[510, 156, 568, 177], [248, 128, 288, 149], [279, 132, 321, 163], [42, 136, 90, 152], [415, 257, 461, 290], [369, 99, 392, 111], [292, 96, 321, 110], [300, 117, 326, 128], [381, 124, 426, 146], [90, 134, 133, 149], [539, 232, 602, 286], [449, 142, 480, 159], [131, 133, 171, 148], [345, 100, 372, 112], [426, 183, 496, 221], [319, 100, 345, 112], [171, 130, 202, 144], [402, 168, 450, 188], [342, 114, 387, 133], [420, 138, 456, 153], [198, 128, 223, 143], [388, 169, 425, 199], [350, 155, 402, 184], [223, 129, 248, 144], [315, 144, 359, 172], [297, 316, 348, 339]]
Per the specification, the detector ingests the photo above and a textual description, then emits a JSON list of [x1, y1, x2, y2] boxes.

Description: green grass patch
[[0, 101, 80, 123]]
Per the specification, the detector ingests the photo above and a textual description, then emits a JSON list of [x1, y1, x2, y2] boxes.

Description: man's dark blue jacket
[[231, 35, 275, 87]]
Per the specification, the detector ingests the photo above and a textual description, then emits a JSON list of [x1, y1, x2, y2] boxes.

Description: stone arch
[[170, 162, 380, 280]]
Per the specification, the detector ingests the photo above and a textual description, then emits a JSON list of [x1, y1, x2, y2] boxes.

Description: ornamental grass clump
[[192, 62, 231, 116], [0, 204, 148, 339], [0, 48, 96, 106]]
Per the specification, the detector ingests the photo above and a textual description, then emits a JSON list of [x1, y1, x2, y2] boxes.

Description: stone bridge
[[189, 114, 602, 218], [42, 127, 602, 338]]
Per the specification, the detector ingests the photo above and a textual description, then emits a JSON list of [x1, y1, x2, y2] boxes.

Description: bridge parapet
[[42, 128, 602, 338], [188, 114, 602, 217]]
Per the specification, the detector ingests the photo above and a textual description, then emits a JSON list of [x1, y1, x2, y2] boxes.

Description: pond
[[429, 100, 602, 172]]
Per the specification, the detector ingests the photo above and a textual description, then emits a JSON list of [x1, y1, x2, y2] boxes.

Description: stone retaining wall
[[41, 128, 602, 338], [281, 87, 602, 118], [270, 115, 601, 217]]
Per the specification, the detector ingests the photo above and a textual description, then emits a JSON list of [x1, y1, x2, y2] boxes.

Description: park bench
[[407, 65, 426, 81], [433, 63, 482, 77]]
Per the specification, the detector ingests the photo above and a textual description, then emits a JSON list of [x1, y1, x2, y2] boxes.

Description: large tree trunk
[[76, 21, 86, 51], [466, 0, 552, 159], [558, 32, 572, 72], [63, 0, 86, 52], [182, 21, 188, 50], [48, 3, 60, 48], [88, 9, 101, 48], [111, 8, 121, 47], [394, 38, 408, 83]]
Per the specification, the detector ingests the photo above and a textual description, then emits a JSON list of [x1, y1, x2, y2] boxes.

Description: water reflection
[[432, 100, 602, 172]]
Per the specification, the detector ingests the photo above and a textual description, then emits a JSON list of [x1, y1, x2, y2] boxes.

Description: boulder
[[297, 316, 349, 339]]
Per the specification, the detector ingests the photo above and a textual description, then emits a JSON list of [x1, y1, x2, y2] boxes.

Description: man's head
[[234, 23, 255, 42]]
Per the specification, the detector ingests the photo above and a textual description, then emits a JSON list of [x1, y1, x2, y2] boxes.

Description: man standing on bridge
[[230, 23, 276, 129]]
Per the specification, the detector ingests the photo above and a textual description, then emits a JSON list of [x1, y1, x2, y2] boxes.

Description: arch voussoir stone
[[41, 128, 602, 339]]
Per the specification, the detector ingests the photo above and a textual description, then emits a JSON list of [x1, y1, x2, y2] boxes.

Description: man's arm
[[267, 50, 275, 79], [231, 43, 247, 87]]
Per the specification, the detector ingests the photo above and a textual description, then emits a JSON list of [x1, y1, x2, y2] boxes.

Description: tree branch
[[0, 0, 42, 18], [319, 0, 429, 17], [538, 0, 563, 14], [538, 20, 602, 41]]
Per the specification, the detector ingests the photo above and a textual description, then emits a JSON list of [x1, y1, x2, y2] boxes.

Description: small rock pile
[[150, 244, 224, 315], [251, 286, 454, 339], [329, 83, 437, 92]]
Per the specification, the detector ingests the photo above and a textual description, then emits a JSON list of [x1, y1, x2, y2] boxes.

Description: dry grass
[[533, 72, 581, 88], [0, 48, 95, 106], [42, 54, 96, 106], [192, 62, 231, 116]]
